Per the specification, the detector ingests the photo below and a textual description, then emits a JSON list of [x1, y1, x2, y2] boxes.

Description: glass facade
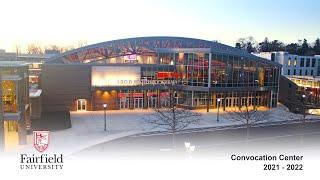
[[54, 37, 281, 110], [0, 62, 29, 149], [2, 80, 17, 112], [90, 51, 280, 110]]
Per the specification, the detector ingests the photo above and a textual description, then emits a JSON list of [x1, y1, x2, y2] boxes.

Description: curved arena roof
[[48, 36, 281, 66]]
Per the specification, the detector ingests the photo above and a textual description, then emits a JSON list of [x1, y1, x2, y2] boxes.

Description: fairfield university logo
[[19, 131, 64, 170], [33, 131, 50, 153]]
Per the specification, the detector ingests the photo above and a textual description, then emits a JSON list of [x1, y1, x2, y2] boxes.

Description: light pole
[[302, 95, 306, 123], [254, 80, 259, 110], [217, 98, 221, 122], [103, 104, 107, 131]]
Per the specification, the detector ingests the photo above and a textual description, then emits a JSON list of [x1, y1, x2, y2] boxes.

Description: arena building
[[42, 37, 281, 112]]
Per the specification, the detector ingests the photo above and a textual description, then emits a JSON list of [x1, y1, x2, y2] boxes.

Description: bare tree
[[27, 43, 44, 54], [45, 44, 75, 53], [223, 102, 270, 140], [145, 94, 201, 148], [15, 44, 22, 55], [77, 40, 88, 48], [236, 36, 257, 53]]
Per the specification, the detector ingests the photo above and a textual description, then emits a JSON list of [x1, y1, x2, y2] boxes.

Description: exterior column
[[18, 113, 27, 145], [270, 90, 273, 108], [143, 90, 148, 109], [223, 93, 226, 111], [212, 92, 217, 108], [25, 107, 31, 134], [207, 53, 212, 112], [157, 90, 160, 108], [115, 90, 120, 110], [206, 91, 210, 112], [129, 91, 134, 109], [208, 53, 212, 88], [91, 91, 95, 111], [253, 91, 258, 110], [191, 90, 194, 108], [17, 79, 26, 145]]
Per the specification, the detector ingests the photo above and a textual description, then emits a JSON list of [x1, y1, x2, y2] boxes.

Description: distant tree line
[[14, 40, 88, 54], [235, 37, 320, 56]]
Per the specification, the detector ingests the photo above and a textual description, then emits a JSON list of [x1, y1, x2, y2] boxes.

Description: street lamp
[[254, 80, 259, 110], [103, 104, 107, 131], [301, 95, 306, 123], [217, 98, 221, 122]]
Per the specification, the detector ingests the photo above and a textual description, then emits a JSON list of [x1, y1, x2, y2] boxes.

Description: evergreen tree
[[300, 39, 309, 55], [313, 38, 320, 55], [258, 37, 271, 52], [285, 43, 299, 54]]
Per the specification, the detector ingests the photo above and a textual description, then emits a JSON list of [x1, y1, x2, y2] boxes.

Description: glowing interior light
[[91, 66, 141, 87]]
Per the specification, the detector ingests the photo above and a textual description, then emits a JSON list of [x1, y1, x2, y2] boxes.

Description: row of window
[[287, 58, 317, 67], [287, 69, 315, 76], [137, 52, 280, 88]]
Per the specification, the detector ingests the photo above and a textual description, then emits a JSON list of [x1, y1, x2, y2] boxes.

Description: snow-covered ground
[[12, 104, 319, 155]]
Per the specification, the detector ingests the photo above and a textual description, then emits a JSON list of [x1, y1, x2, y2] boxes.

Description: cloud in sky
[[0, 0, 319, 51]]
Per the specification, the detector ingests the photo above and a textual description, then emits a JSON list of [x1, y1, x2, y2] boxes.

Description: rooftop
[[48, 36, 281, 67], [0, 61, 28, 67]]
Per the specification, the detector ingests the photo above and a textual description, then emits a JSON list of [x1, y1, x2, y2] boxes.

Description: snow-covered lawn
[[16, 104, 319, 155]]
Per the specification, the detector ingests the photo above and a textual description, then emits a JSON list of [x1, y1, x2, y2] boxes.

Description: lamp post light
[[217, 98, 221, 122], [254, 80, 259, 110], [301, 95, 306, 123], [103, 104, 107, 131]]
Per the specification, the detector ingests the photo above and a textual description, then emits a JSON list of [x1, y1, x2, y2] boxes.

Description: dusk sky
[[0, 0, 319, 52]]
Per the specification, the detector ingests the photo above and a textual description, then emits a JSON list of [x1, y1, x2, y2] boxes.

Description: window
[[300, 58, 305, 67], [311, 70, 314, 76], [299, 69, 302, 75], [293, 69, 296, 75], [287, 60, 291, 66], [294, 59, 297, 66], [306, 58, 310, 67], [312, 58, 316, 67], [271, 53, 275, 61], [305, 70, 308, 76], [287, 69, 291, 75], [2, 80, 17, 112]]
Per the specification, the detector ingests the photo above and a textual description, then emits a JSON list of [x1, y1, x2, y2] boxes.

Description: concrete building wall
[[41, 64, 91, 112], [279, 76, 299, 109], [254, 51, 320, 76], [30, 96, 41, 119]]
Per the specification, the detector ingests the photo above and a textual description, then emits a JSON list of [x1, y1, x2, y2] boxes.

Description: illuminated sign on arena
[[91, 66, 141, 87]]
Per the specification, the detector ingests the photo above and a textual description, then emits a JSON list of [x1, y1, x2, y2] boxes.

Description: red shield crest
[[33, 131, 50, 153]]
